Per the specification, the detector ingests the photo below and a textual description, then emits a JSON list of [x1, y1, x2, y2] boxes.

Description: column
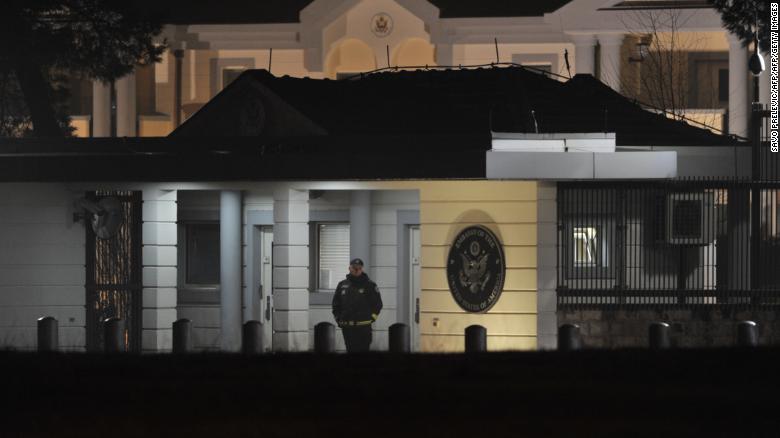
[[220, 191, 242, 352], [435, 44, 454, 67], [272, 188, 310, 351], [536, 182, 558, 350], [141, 189, 178, 352], [597, 33, 624, 92], [173, 49, 184, 128], [116, 71, 137, 137], [570, 34, 596, 76], [350, 191, 371, 272], [91, 80, 111, 137], [759, 48, 770, 108], [728, 33, 749, 138]]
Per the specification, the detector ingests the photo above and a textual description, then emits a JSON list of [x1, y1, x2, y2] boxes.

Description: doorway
[[409, 225, 421, 351]]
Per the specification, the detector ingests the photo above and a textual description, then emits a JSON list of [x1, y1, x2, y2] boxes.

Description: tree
[[708, 0, 769, 49], [0, 0, 165, 137]]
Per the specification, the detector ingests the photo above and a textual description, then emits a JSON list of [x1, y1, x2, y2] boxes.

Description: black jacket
[[332, 273, 383, 326]]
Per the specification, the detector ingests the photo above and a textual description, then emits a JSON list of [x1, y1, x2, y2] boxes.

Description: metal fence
[[557, 179, 780, 309]]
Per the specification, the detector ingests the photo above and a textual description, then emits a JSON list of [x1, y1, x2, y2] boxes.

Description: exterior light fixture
[[628, 37, 651, 63], [749, 38, 765, 77]]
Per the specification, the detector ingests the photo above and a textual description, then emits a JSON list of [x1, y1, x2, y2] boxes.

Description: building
[[3, 61, 769, 353], [66, 0, 770, 140]]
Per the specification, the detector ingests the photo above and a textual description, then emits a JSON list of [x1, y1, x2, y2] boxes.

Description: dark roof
[[429, 0, 574, 18], [173, 66, 740, 148], [137, 0, 573, 25]]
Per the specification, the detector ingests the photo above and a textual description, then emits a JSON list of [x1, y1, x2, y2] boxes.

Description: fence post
[[465, 325, 487, 352], [104, 317, 125, 353], [737, 320, 758, 347], [389, 323, 410, 353], [558, 324, 582, 351], [314, 322, 335, 353], [649, 322, 671, 349], [242, 320, 263, 355], [172, 319, 192, 353], [37, 316, 58, 352]]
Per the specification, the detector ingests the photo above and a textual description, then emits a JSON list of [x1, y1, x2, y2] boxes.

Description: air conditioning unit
[[665, 192, 715, 245]]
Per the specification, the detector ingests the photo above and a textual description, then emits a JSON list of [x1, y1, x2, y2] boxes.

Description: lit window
[[316, 223, 350, 290], [573, 227, 599, 266]]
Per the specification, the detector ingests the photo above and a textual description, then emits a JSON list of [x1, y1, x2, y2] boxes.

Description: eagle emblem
[[446, 225, 506, 313], [370, 13, 393, 37], [459, 252, 490, 294]]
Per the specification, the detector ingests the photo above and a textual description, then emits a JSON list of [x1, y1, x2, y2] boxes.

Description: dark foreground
[[3, 348, 780, 437]]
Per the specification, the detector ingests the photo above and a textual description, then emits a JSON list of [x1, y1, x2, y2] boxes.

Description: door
[[409, 225, 421, 351], [259, 226, 274, 351], [85, 191, 142, 352]]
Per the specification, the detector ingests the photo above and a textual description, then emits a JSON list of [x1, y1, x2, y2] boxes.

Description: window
[[222, 68, 245, 89], [573, 227, 599, 266], [185, 223, 220, 285], [315, 223, 350, 291], [566, 218, 615, 279]]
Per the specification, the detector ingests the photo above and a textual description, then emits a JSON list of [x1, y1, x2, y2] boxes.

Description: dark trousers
[[342, 326, 372, 352]]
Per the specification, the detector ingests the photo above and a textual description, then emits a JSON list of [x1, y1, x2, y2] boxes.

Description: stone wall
[[558, 308, 780, 348]]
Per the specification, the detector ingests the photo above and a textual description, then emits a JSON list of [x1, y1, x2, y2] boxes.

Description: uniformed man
[[332, 258, 383, 352]]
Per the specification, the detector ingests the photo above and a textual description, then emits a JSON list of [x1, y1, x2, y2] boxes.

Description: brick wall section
[[559, 308, 780, 348]]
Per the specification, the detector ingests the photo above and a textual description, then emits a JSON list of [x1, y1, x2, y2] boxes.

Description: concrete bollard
[[172, 319, 193, 353], [103, 317, 125, 353], [737, 320, 758, 347], [314, 322, 335, 353], [389, 323, 410, 353], [465, 325, 487, 353], [37, 316, 58, 352], [558, 324, 582, 351], [242, 320, 263, 355], [649, 322, 671, 349]]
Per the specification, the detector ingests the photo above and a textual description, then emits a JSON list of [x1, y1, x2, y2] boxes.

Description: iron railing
[[557, 179, 780, 309]]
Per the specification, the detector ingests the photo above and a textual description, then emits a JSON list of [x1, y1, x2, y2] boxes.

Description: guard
[[332, 258, 383, 352]]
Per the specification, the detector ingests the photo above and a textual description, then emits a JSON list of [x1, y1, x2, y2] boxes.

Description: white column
[[116, 72, 137, 137], [597, 33, 624, 92], [570, 34, 596, 76], [220, 191, 242, 352], [141, 189, 178, 352], [272, 188, 310, 351], [435, 44, 454, 66], [91, 80, 111, 137], [350, 191, 371, 272], [728, 33, 749, 138], [759, 48, 770, 108], [536, 182, 558, 350]]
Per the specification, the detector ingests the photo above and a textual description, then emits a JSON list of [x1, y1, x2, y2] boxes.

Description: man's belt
[[340, 320, 373, 326]]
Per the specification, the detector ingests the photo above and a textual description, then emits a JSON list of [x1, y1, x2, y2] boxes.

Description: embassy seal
[[446, 225, 506, 313]]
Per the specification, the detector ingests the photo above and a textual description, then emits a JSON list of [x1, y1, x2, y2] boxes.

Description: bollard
[[242, 320, 263, 355], [649, 322, 671, 349], [103, 317, 125, 353], [172, 319, 193, 354], [464, 325, 487, 353], [389, 323, 410, 353], [314, 322, 335, 353], [558, 324, 582, 351], [37, 316, 58, 352], [737, 320, 758, 347]]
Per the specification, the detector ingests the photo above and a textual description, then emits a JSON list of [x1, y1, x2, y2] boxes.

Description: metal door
[[85, 191, 142, 352], [260, 226, 274, 351], [409, 225, 421, 351]]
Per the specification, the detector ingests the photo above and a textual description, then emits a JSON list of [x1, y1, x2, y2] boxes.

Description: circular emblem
[[446, 226, 506, 313], [370, 13, 393, 38]]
